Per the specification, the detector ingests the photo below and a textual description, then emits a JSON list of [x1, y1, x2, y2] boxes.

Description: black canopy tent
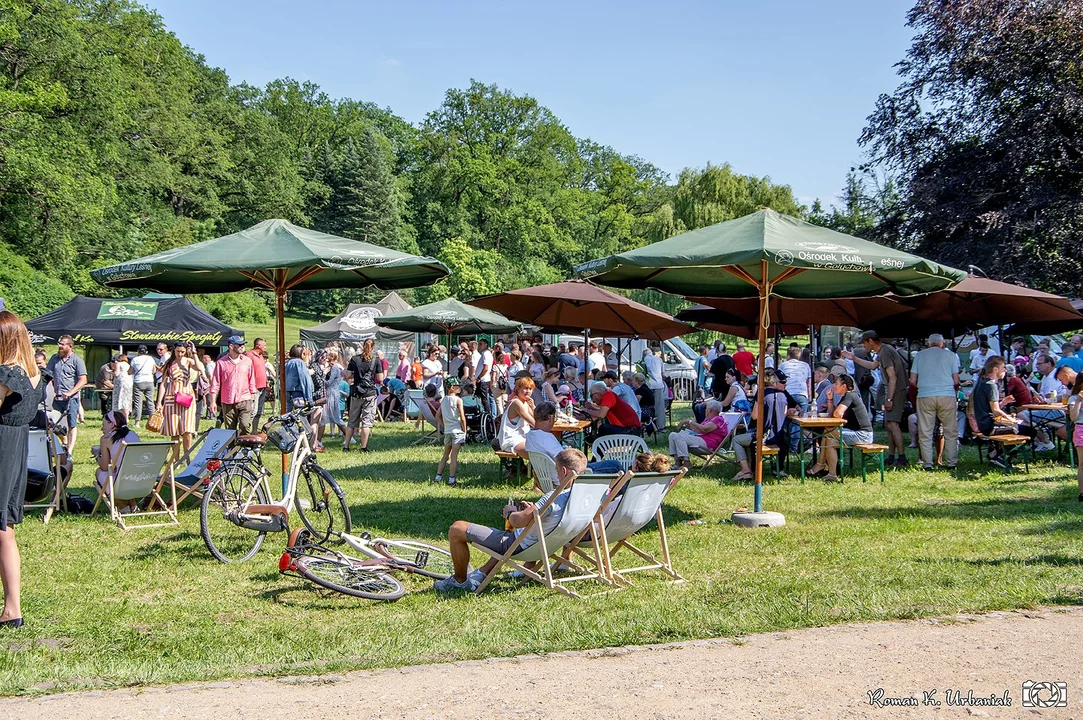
[[26, 295, 240, 348]]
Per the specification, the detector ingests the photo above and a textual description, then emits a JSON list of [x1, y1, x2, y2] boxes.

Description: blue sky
[[146, 0, 916, 208]]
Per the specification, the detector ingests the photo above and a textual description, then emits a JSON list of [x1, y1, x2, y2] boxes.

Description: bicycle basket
[[267, 424, 300, 453]]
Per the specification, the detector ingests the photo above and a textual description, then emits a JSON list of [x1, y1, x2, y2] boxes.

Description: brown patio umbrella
[[680, 295, 909, 336], [883, 276, 1083, 335], [469, 280, 690, 340]]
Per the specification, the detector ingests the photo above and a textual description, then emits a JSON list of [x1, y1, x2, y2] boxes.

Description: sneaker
[[446, 476, 457, 487], [433, 575, 478, 593], [342, 444, 350, 452], [467, 569, 487, 585], [434, 474, 442, 484], [989, 456, 1006, 469], [1034, 441, 1056, 453], [894, 458, 910, 468], [921, 465, 934, 472], [509, 570, 526, 579], [359, 446, 372, 453]]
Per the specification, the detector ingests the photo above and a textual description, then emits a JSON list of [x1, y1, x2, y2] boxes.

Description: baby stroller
[[461, 394, 496, 444]]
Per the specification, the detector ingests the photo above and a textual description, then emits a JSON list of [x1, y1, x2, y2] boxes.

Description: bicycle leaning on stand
[[279, 526, 458, 601], [200, 404, 352, 563]]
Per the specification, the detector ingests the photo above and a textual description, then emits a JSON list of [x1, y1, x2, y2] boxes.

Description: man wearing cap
[[909, 334, 961, 470], [209, 335, 257, 434], [844, 330, 909, 467]]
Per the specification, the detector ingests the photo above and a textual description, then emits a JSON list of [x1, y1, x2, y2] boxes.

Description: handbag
[[174, 392, 194, 408], [145, 410, 164, 434]]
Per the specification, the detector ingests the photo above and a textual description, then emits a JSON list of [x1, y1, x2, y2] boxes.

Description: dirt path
[[4, 606, 1082, 719]]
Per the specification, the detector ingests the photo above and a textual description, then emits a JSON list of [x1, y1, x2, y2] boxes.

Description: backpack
[[351, 358, 376, 397]]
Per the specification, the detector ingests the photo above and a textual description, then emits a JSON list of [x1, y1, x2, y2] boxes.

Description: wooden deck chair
[[170, 428, 236, 506], [570, 468, 687, 586], [689, 412, 744, 469], [589, 435, 649, 469], [473, 471, 621, 598], [527, 451, 558, 492], [413, 398, 441, 446], [25, 429, 67, 523], [404, 389, 425, 425], [91, 440, 179, 530]]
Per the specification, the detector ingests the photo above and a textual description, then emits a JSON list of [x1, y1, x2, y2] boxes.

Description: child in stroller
[[459, 383, 495, 443]]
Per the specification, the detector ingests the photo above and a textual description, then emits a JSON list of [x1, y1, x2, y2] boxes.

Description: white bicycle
[[200, 405, 351, 563], [280, 526, 459, 601]]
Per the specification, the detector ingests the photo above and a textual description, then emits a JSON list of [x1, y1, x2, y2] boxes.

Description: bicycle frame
[[221, 412, 317, 524]]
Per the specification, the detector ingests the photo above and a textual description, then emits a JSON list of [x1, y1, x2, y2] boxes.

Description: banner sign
[[97, 300, 159, 321]]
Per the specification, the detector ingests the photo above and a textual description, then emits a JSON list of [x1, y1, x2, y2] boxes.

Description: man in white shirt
[[968, 334, 994, 383], [129, 345, 158, 427], [524, 403, 625, 483], [474, 339, 494, 415], [587, 342, 607, 378], [603, 342, 618, 372], [642, 347, 665, 431]]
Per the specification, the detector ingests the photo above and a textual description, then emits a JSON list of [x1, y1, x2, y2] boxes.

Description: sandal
[[732, 471, 753, 481], [821, 475, 840, 483]]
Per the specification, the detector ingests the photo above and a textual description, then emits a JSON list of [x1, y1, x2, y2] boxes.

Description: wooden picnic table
[[552, 418, 592, 449], [793, 415, 846, 479]]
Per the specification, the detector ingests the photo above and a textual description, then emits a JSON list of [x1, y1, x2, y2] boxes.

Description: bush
[[0, 243, 75, 318], [191, 291, 272, 324]]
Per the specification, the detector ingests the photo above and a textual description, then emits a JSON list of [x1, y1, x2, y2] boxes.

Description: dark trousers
[[476, 380, 494, 416], [598, 423, 642, 438]]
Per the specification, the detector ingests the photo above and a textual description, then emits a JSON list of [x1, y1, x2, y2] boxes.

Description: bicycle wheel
[[295, 461, 352, 543], [374, 539, 457, 580], [294, 554, 405, 601], [200, 464, 269, 563]]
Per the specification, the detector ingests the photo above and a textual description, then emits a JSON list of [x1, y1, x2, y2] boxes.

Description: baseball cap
[[228, 335, 245, 346], [445, 377, 460, 389], [773, 369, 788, 382]]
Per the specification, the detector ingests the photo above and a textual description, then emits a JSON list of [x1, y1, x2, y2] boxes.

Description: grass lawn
[[3, 405, 1082, 696]]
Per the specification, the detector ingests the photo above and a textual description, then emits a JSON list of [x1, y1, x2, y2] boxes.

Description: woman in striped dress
[[156, 342, 198, 455]]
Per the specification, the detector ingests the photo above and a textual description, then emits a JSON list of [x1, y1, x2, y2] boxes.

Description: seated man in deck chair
[[435, 448, 588, 593]]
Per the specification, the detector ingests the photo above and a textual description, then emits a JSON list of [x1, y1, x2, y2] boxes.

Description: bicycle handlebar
[[261, 402, 315, 431]]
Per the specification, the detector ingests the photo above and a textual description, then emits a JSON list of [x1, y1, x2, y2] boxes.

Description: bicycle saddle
[[236, 433, 268, 447]]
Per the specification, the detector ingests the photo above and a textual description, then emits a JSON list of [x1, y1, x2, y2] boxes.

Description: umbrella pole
[[754, 300, 767, 513], [276, 282, 289, 495]]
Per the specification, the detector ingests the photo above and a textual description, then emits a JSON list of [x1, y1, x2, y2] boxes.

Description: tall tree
[[860, 0, 1083, 292]]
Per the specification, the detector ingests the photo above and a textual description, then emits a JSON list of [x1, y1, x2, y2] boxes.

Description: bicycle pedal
[[415, 550, 429, 568]]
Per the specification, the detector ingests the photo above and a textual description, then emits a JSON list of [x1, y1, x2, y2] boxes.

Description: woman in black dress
[[0, 311, 43, 629]]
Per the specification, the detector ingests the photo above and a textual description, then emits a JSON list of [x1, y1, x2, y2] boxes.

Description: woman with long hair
[[156, 341, 198, 455], [324, 348, 347, 439], [309, 349, 328, 452], [111, 353, 133, 417], [0, 310, 43, 628], [94, 410, 140, 513]]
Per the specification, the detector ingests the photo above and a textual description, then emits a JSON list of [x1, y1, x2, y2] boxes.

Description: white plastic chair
[[527, 451, 558, 493], [91, 440, 178, 530], [472, 471, 622, 597], [590, 435, 649, 469]]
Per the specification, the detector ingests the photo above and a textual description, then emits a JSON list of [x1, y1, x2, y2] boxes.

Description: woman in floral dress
[[156, 342, 198, 455]]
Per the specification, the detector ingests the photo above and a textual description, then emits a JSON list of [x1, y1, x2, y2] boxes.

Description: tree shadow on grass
[[347, 495, 511, 537], [936, 554, 1083, 568], [329, 459, 524, 489], [127, 531, 204, 562]]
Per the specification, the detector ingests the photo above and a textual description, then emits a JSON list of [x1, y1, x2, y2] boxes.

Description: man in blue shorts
[[436, 447, 588, 592], [46, 334, 88, 455]]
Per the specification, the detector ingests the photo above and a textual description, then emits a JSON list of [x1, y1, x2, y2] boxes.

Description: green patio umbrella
[[377, 298, 522, 348], [576, 208, 966, 518], [91, 219, 450, 416]]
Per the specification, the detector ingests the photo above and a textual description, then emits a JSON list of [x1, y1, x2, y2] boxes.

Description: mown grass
[[2, 405, 1081, 695]]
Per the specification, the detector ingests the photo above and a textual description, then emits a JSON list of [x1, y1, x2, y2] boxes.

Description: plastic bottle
[[504, 495, 514, 531]]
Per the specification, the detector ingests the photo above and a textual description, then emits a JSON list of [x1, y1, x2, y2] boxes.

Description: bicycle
[[200, 405, 352, 563], [279, 527, 458, 601]]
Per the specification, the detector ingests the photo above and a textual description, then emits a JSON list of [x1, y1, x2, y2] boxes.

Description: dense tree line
[[0, 0, 803, 320]]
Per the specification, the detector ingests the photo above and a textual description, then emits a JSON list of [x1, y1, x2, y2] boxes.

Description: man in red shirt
[[246, 337, 269, 429], [584, 381, 642, 437], [732, 342, 756, 378]]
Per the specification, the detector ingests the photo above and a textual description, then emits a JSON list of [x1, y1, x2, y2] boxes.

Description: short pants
[[465, 523, 517, 554], [347, 394, 377, 429], [444, 429, 466, 446], [1073, 423, 1083, 448]]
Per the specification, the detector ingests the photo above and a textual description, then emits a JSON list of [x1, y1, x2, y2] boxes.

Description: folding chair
[[689, 412, 744, 470], [170, 428, 235, 506], [571, 469, 687, 586], [527, 451, 558, 492], [413, 399, 441, 446], [91, 440, 179, 530], [589, 435, 649, 469], [473, 471, 619, 598], [404, 389, 425, 425], [24, 428, 67, 523]]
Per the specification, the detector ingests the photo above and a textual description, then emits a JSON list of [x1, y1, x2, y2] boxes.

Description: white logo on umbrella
[[795, 241, 859, 253], [342, 308, 381, 331], [774, 250, 794, 266], [428, 310, 459, 318]]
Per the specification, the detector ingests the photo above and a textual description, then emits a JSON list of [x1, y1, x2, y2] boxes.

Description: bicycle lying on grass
[[200, 405, 351, 563], [279, 526, 458, 601]]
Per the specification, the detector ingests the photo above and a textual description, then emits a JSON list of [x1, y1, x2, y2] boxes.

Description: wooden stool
[[759, 445, 781, 483], [986, 434, 1031, 473], [851, 443, 889, 483]]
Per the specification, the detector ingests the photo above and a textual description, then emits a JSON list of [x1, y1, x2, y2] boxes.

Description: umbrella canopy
[[300, 292, 415, 347], [676, 305, 804, 339], [469, 280, 690, 340], [576, 208, 966, 515], [679, 295, 910, 337], [1007, 299, 1083, 336], [576, 209, 964, 299], [377, 298, 522, 336], [91, 219, 450, 416], [880, 276, 1083, 336]]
